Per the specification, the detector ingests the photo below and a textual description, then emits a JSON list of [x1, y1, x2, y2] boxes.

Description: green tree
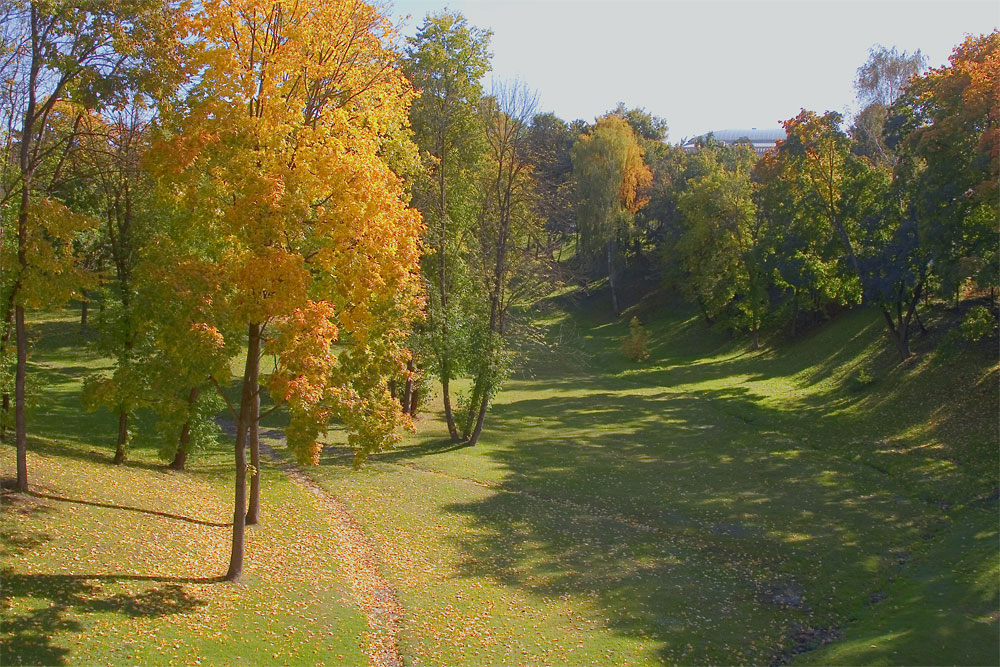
[[0, 0, 177, 492], [405, 10, 492, 442], [677, 143, 769, 349], [462, 82, 551, 446]]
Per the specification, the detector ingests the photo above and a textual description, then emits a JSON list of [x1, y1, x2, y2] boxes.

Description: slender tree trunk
[[170, 386, 199, 471], [14, 304, 27, 493], [467, 391, 489, 447], [751, 329, 760, 351], [442, 374, 459, 441], [1, 298, 12, 443], [245, 389, 261, 526], [112, 408, 128, 464], [408, 385, 419, 417], [388, 379, 396, 404], [402, 359, 413, 416], [80, 299, 88, 327], [607, 241, 620, 316], [225, 322, 261, 583]]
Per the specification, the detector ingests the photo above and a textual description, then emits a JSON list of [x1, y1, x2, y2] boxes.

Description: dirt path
[[257, 438, 404, 667]]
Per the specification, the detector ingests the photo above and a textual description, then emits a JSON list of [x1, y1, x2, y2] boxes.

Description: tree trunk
[[80, 300, 88, 327], [112, 408, 128, 465], [751, 329, 760, 351], [402, 359, 413, 416], [14, 304, 27, 493], [408, 386, 419, 417], [225, 322, 261, 583], [1, 299, 11, 443], [388, 379, 396, 404], [169, 386, 199, 471], [1, 393, 9, 442], [442, 375, 460, 441], [607, 241, 620, 316], [245, 389, 261, 526], [881, 308, 911, 361], [169, 446, 188, 471], [466, 392, 489, 446]]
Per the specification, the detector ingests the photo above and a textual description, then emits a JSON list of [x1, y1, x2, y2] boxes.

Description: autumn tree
[[571, 114, 652, 315], [0, 0, 175, 491], [888, 31, 999, 301], [152, 0, 422, 581], [405, 10, 491, 441]]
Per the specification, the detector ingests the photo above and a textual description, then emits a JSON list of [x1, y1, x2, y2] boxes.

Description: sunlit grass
[[299, 290, 998, 665]]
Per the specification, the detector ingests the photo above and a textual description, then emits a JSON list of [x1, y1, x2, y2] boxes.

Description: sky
[[387, 0, 999, 142]]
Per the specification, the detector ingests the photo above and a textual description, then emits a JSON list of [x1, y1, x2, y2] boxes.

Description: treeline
[[0, 0, 996, 585], [571, 37, 997, 362]]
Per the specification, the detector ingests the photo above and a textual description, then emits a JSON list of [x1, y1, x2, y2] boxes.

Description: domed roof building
[[681, 128, 786, 156]]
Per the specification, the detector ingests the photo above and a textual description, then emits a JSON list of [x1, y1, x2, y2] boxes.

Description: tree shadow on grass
[[372, 437, 473, 463], [0, 571, 216, 666], [436, 379, 952, 663], [28, 492, 231, 528]]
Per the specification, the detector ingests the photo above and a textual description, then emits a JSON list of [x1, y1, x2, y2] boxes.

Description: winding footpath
[[258, 438, 404, 667]]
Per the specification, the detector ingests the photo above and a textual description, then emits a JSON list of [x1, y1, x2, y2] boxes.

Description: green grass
[[1, 311, 369, 666], [293, 290, 998, 665], [3, 294, 998, 665]]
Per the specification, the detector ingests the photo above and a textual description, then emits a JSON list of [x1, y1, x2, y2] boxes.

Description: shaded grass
[[299, 290, 998, 665]]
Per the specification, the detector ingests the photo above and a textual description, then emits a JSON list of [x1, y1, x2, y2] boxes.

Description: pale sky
[[388, 0, 999, 142]]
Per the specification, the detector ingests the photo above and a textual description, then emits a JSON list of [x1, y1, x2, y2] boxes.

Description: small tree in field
[[622, 317, 650, 362]]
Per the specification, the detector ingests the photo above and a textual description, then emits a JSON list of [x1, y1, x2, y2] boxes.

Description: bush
[[960, 306, 996, 342], [851, 366, 875, 391], [622, 317, 650, 362]]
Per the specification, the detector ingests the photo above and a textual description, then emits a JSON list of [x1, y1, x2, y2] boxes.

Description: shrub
[[960, 306, 996, 342], [622, 317, 650, 362]]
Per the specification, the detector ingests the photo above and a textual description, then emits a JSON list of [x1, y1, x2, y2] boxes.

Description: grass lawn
[[2, 294, 997, 665], [294, 291, 998, 665], [1, 312, 370, 666]]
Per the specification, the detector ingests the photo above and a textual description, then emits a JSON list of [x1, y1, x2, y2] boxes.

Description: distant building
[[681, 128, 786, 156]]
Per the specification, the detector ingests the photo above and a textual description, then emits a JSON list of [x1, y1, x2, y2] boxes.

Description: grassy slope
[[297, 290, 998, 665], [1, 312, 370, 666]]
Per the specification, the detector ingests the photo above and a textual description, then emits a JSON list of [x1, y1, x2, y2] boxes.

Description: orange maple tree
[[150, 0, 423, 581]]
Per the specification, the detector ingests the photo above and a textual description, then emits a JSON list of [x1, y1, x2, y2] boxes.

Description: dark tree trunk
[[0, 300, 10, 444], [112, 408, 128, 464], [408, 386, 419, 417], [80, 300, 88, 327], [388, 379, 396, 404], [225, 322, 261, 583], [245, 389, 261, 526], [402, 359, 413, 416], [1, 393, 9, 442], [607, 241, 620, 317], [751, 329, 760, 351], [169, 446, 188, 471], [169, 386, 199, 471], [15, 304, 27, 493]]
